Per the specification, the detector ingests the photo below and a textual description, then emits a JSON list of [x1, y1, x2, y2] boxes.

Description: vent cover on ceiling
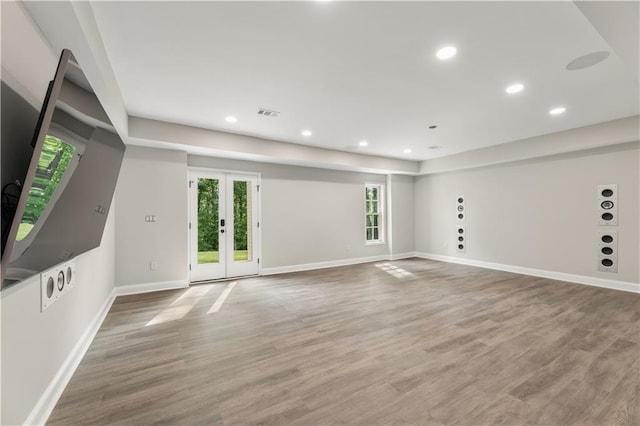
[[257, 108, 279, 117]]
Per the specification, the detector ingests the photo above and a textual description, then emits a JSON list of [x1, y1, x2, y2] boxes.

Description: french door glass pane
[[197, 178, 219, 264], [233, 180, 252, 262]]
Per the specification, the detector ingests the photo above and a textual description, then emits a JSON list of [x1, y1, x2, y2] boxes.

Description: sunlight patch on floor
[[207, 281, 237, 314], [375, 262, 414, 279], [146, 285, 212, 326]]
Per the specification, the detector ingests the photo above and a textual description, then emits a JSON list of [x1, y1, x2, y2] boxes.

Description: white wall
[[1, 209, 116, 425], [113, 149, 398, 283], [389, 174, 415, 256], [188, 156, 393, 270], [1, 3, 117, 423], [114, 148, 417, 284], [114, 146, 189, 288], [415, 143, 640, 285], [263, 169, 388, 268]]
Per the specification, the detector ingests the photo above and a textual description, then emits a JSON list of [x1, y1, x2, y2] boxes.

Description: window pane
[[365, 187, 373, 201], [233, 180, 252, 262], [197, 178, 219, 264], [364, 184, 383, 243]]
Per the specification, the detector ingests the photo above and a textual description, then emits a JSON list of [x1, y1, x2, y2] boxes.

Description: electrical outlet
[[150, 261, 158, 270]]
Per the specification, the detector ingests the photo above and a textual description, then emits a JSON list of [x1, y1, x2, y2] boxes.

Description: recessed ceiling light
[[436, 46, 457, 60], [428, 146, 442, 150], [403, 148, 412, 154], [506, 83, 524, 94], [428, 125, 437, 129], [301, 130, 312, 137], [225, 115, 238, 123], [549, 106, 566, 115], [359, 141, 368, 147]]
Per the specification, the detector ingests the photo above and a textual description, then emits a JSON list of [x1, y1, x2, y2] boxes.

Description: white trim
[[115, 280, 189, 296], [257, 173, 262, 276], [364, 241, 386, 247], [25, 288, 116, 426], [261, 254, 390, 275], [189, 165, 261, 177], [389, 252, 417, 261], [386, 174, 393, 255], [415, 252, 640, 294]]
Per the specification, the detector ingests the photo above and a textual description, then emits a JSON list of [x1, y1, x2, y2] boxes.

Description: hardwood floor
[[48, 258, 639, 425]]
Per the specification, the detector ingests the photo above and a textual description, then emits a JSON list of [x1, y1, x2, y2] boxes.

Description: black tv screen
[[1, 49, 126, 288]]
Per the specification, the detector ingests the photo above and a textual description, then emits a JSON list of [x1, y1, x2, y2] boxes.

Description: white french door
[[189, 171, 259, 282]]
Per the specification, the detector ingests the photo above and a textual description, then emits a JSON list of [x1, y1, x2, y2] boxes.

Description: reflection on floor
[[48, 258, 639, 425], [146, 285, 211, 326], [207, 281, 237, 314], [375, 262, 414, 278]]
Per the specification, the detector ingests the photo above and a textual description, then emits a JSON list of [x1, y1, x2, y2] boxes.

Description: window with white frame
[[365, 183, 384, 244]]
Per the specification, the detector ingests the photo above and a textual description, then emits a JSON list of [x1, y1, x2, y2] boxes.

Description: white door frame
[[188, 168, 261, 282]]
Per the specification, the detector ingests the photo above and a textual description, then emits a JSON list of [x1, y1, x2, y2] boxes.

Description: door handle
[[220, 229, 225, 233]]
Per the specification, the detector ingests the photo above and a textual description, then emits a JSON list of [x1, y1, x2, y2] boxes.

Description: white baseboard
[[389, 252, 417, 261], [115, 279, 189, 296], [25, 288, 116, 426], [261, 254, 391, 275], [415, 252, 640, 294]]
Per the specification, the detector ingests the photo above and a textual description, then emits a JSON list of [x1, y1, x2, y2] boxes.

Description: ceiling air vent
[[257, 108, 279, 118]]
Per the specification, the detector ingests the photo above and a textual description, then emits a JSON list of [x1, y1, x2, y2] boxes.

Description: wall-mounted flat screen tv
[[1, 49, 126, 288]]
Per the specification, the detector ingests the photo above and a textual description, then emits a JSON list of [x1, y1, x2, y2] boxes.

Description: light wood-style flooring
[[48, 258, 639, 425]]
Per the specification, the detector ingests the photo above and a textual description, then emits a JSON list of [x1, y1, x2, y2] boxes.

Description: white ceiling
[[89, 1, 639, 161]]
